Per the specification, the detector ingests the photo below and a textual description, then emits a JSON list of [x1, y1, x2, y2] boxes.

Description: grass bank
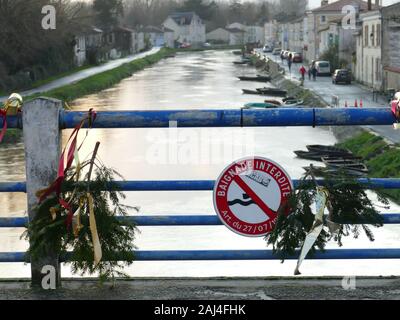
[[337, 131, 400, 202], [26, 47, 175, 103]]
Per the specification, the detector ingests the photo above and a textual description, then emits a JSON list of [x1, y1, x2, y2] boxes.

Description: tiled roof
[[226, 27, 246, 33], [169, 12, 200, 25], [312, 0, 379, 13]]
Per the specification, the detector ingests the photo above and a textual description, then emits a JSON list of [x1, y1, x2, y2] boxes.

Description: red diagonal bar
[[233, 175, 277, 220]]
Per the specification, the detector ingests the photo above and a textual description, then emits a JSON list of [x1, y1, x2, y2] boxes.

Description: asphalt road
[[260, 51, 400, 144], [1, 277, 400, 300]]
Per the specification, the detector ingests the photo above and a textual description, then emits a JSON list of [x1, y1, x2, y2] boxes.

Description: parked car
[[315, 61, 331, 76], [263, 45, 273, 53], [283, 51, 290, 59], [203, 42, 211, 48], [272, 48, 281, 55], [292, 52, 303, 63], [179, 42, 191, 49], [332, 69, 352, 84]]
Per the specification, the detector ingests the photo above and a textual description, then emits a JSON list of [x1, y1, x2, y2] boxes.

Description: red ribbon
[[38, 109, 97, 229], [0, 110, 7, 143], [391, 100, 399, 120]]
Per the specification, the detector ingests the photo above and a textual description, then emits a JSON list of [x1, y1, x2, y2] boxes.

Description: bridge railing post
[[23, 97, 62, 288]]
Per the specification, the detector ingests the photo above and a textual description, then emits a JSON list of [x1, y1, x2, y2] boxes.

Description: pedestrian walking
[[299, 65, 306, 81], [288, 52, 293, 72], [312, 67, 317, 81], [310, 60, 317, 81], [299, 65, 306, 86]]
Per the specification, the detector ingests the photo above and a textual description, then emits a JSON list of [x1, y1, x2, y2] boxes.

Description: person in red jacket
[[299, 65, 306, 81], [299, 65, 306, 86]]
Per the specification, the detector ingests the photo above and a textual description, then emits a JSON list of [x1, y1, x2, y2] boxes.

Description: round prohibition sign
[[213, 157, 293, 237]]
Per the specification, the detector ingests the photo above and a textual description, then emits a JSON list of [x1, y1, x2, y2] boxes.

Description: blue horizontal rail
[[3, 178, 400, 193], [2, 108, 396, 129], [1, 214, 399, 228], [2, 249, 400, 263]]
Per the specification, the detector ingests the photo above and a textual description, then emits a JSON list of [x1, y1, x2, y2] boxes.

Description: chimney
[[368, 0, 372, 10], [321, 0, 329, 6]]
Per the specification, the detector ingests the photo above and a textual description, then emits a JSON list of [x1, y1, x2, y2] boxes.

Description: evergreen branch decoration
[[265, 166, 388, 264], [24, 154, 138, 281], [23, 128, 139, 281]]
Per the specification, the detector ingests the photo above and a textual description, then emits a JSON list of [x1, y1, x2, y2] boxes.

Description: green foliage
[[93, 0, 124, 29], [336, 131, 400, 202], [180, 0, 218, 20], [0, 129, 23, 144], [337, 131, 388, 160], [320, 43, 348, 72], [0, 0, 83, 92], [265, 169, 386, 261], [24, 162, 138, 280]]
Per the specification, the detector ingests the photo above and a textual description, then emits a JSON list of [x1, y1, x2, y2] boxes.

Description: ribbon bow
[[0, 93, 23, 143], [36, 108, 97, 229], [391, 96, 400, 130]]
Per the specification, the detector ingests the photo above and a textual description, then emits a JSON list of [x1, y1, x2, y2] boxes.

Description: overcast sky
[[308, 0, 400, 9]]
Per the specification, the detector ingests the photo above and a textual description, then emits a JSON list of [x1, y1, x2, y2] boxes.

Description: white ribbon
[[294, 186, 328, 275]]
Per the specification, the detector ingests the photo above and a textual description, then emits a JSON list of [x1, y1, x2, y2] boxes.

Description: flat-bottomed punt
[[238, 75, 271, 82]]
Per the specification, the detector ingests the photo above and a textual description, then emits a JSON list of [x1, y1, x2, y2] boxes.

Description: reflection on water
[[1, 50, 400, 278]]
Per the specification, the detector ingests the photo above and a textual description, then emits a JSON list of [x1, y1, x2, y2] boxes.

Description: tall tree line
[[122, 0, 308, 29], [0, 0, 89, 91]]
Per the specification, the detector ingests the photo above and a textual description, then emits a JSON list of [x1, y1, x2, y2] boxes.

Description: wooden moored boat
[[322, 159, 368, 173], [283, 99, 304, 107], [294, 151, 325, 161], [242, 89, 262, 95], [238, 75, 271, 82], [307, 145, 351, 155], [264, 99, 282, 106], [295, 151, 362, 162], [256, 87, 287, 96]]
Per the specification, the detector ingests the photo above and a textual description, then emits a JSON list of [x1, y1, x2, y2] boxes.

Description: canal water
[[1, 50, 400, 278]]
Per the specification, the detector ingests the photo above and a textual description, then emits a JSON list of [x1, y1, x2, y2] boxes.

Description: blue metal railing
[[3, 178, 400, 193], [2, 249, 400, 263], [1, 214, 400, 228], [1, 108, 396, 129], [1, 107, 400, 268]]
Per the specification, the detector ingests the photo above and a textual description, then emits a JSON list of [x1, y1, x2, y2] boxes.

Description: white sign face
[[213, 157, 293, 237]]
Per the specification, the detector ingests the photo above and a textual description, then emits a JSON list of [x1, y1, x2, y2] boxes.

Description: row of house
[[265, 0, 400, 92], [74, 11, 207, 67], [73, 25, 172, 66], [206, 23, 265, 46]]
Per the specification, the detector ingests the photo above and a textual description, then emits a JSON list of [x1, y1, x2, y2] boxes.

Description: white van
[[315, 61, 331, 76]]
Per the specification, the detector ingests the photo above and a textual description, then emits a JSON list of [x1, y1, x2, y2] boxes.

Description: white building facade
[[206, 28, 230, 43], [355, 10, 382, 90], [163, 12, 206, 47]]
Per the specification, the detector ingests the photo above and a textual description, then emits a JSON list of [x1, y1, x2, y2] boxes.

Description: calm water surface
[[1, 50, 399, 277]]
